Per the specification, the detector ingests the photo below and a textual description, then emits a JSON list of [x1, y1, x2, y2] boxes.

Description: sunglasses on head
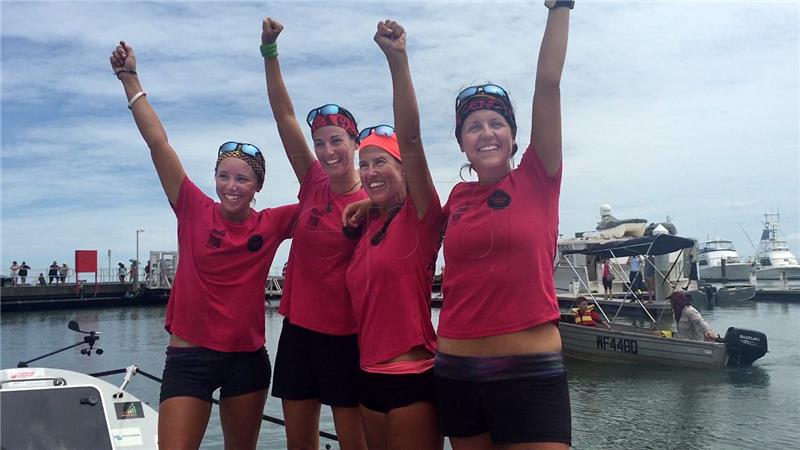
[[218, 141, 261, 158], [306, 104, 356, 126], [455, 84, 510, 110], [358, 124, 395, 142]]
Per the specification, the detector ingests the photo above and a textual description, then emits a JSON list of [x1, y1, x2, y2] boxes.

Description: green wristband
[[260, 43, 278, 59]]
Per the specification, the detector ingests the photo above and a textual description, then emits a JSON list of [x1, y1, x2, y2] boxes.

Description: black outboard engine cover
[[724, 327, 768, 366]]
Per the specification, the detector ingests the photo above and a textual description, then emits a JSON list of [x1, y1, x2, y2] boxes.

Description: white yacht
[[754, 213, 800, 288], [697, 238, 754, 283]]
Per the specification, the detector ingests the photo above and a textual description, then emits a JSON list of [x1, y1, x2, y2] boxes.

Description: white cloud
[[2, 1, 798, 271]]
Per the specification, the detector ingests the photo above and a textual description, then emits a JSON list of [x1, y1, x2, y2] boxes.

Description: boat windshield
[[702, 240, 736, 252]]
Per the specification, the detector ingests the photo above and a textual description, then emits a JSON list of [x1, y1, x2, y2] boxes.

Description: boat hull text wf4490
[[0, 321, 159, 450]]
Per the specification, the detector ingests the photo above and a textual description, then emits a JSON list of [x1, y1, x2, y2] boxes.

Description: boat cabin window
[[699, 260, 708, 266], [760, 258, 772, 266]]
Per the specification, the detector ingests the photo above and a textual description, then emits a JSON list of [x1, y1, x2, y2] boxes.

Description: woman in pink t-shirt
[[111, 42, 297, 450], [435, 3, 573, 449], [342, 20, 444, 450], [261, 18, 369, 450]]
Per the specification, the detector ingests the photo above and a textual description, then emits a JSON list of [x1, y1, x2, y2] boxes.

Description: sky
[[2, 0, 798, 279]]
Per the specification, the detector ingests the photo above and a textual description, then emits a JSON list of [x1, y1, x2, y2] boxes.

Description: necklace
[[325, 179, 362, 213]]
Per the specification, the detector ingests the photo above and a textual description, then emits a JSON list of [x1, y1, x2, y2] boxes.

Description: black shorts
[[602, 278, 613, 290], [271, 318, 360, 407], [359, 368, 436, 413], [435, 352, 571, 445], [160, 346, 271, 404]]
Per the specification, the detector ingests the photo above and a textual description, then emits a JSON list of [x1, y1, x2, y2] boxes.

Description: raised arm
[[110, 41, 185, 205], [262, 18, 315, 183], [374, 20, 435, 219], [531, 3, 571, 177]]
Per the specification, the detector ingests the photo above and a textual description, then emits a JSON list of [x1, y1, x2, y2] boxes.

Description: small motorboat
[[559, 234, 769, 368]]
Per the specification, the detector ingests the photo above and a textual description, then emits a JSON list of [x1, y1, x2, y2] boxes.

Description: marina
[[2, 301, 798, 449]]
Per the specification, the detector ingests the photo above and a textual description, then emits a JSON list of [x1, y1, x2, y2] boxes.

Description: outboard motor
[[724, 327, 768, 366]]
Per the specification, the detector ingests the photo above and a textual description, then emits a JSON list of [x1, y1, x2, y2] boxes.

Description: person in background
[[59, 263, 69, 284], [626, 255, 643, 298], [601, 258, 614, 298], [684, 254, 698, 290], [643, 254, 656, 300], [261, 17, 368, 450], [433, 2, 573, 448], [111, 40, 297, 450], [37, 273, 47, 287], [670, 291, 717, 341], [18, 262, 30, 285], [48, 261, 60, 284], [572, 296, 610, 328], [9, 261, 19, 286], [118, 262, 126, 283]]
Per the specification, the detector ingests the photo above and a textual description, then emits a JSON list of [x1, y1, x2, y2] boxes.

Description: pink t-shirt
[[278, 161, 369, 335], [165, 177, 298, 352], [439, 146, 561, 339], [345, 195, 445, 367]]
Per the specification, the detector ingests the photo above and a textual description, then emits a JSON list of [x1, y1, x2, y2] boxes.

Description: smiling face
[[214, 157, 259, 222], [312, 126, 358, 181], [459, 109, 516, 181], [358, 146, 406, 211]]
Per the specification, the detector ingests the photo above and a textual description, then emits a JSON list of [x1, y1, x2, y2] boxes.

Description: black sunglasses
[[455, 84, 510, 110], [358, 125, 395, 142], [306, 104, 356, 127], [218, 141, 261, 158]]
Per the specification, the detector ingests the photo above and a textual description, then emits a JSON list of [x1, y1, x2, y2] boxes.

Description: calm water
[[2, 300, 799, 449]]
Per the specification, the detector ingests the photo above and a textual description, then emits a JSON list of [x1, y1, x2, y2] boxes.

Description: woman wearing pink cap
[[342, 20, 445, 450], [434, 2, 573, 448], [261, 17, 369, 450]]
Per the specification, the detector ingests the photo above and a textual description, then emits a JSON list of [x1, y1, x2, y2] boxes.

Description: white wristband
[[128, 91, 147, 110]]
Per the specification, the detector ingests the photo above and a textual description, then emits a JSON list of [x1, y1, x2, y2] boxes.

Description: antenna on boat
[[17, 321, 103, 367], [738, 222, 757, 253]]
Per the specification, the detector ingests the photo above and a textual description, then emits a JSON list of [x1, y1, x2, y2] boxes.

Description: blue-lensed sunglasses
[[455, 84, 510, 110], [306, 104, 355, 126], [218, 141, 261, 158], [358, 124, 395, 142]]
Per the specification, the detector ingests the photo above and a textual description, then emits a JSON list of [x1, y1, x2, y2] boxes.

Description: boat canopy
[[562, 234, 696, 258]]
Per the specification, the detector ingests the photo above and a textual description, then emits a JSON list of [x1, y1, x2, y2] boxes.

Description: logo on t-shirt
[[449, 205, 469, 225], [207, 234, 222, 248], [306, 209, 322, 230], [487, 189, 511, 209], [247, 235, 264, 252]]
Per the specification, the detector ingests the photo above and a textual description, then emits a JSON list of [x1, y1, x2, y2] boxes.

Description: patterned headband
[[310, 113, 359, 140], [215, 150, 266, 189], [454, 95, 517, 143]]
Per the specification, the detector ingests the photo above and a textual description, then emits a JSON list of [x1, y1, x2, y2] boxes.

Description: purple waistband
[[435, 351, 565, 382]]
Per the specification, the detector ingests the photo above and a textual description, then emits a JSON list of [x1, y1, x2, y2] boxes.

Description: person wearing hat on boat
[[111, 41, 298, 450], [572, 297, 611, 329], [669, 291, 718, 341], [261, 18, 369, 450], [433, 3, 573, 449], [341, 20, 445, 450]]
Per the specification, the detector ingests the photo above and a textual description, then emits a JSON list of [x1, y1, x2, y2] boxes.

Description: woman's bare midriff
[[169, 334, 199, 348], [437, 321, 562, 357]]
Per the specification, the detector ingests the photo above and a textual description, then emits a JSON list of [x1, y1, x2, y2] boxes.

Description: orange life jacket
[[573, 309, 597, 327]]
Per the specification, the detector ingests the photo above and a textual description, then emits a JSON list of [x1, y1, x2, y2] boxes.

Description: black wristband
[[546, 0, 574, 9], [115, 69, 137, 79]]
